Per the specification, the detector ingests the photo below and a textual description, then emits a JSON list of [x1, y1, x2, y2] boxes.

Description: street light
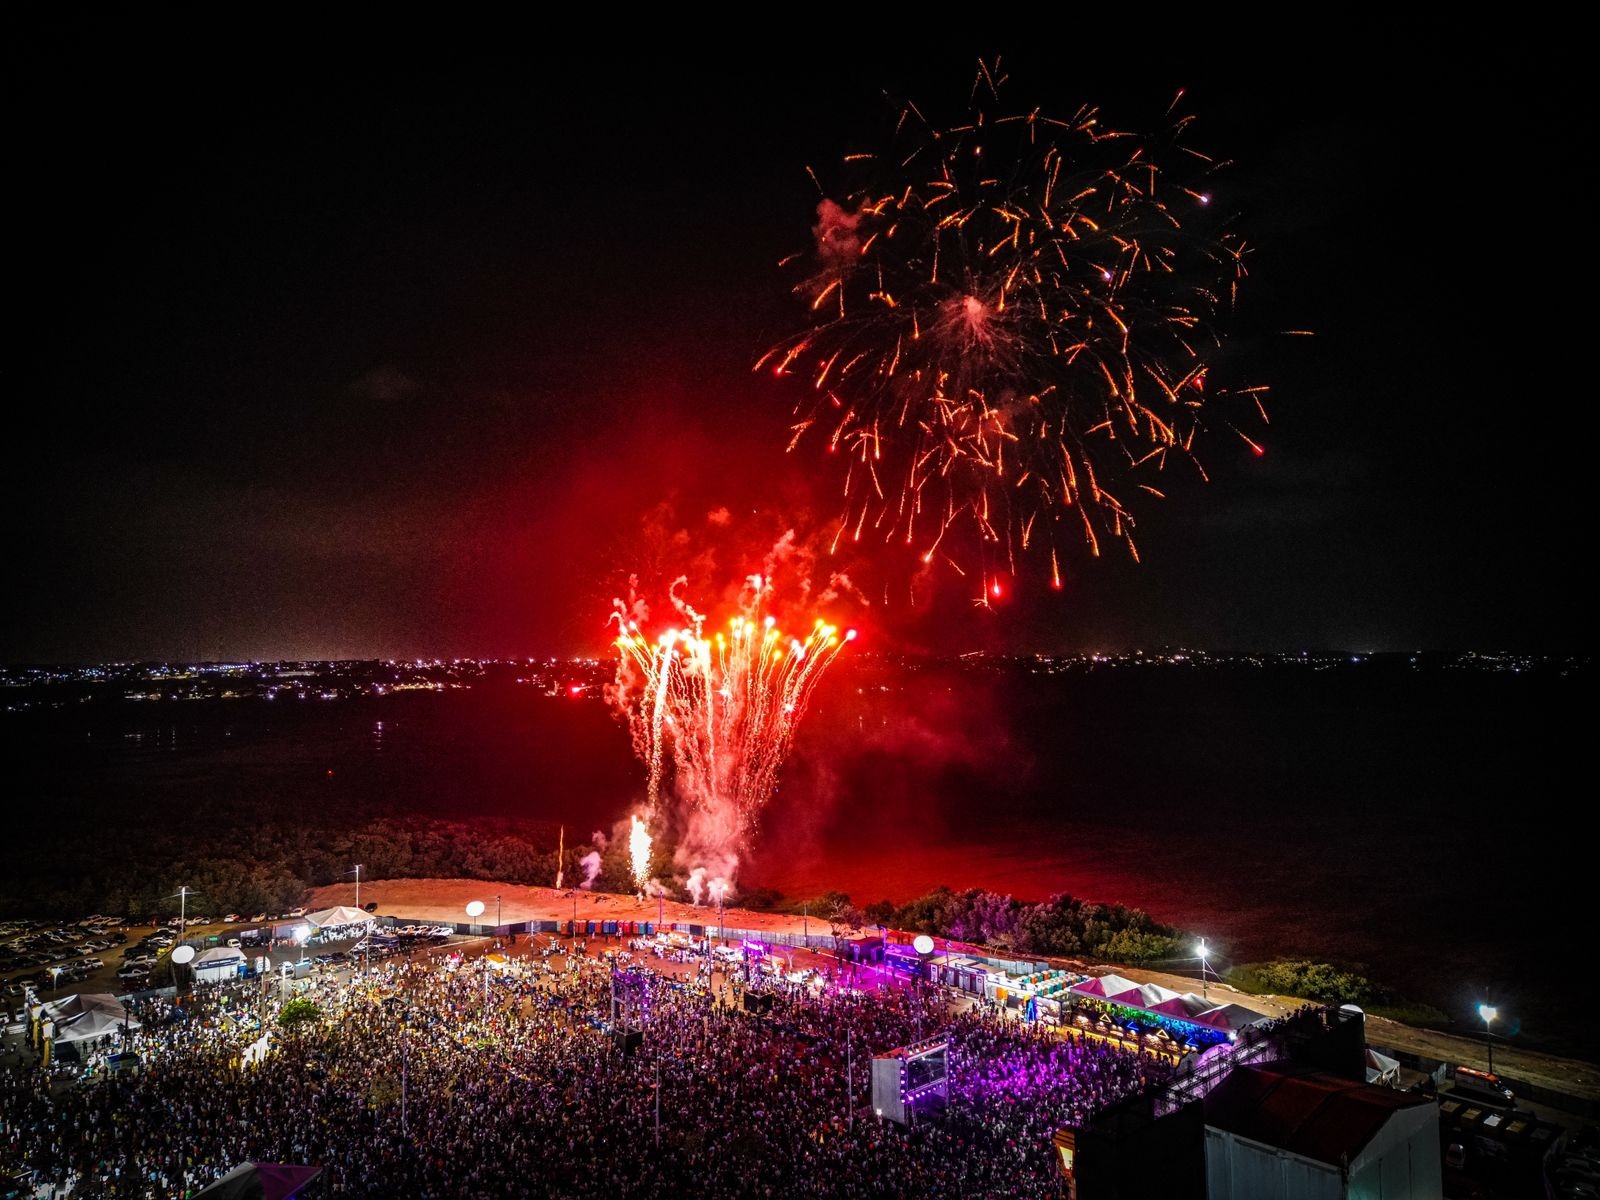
[[170, 884, 200, 986], [466, 902, 490, 1004], [1196, 939, 1210, 1001], [49, 966, 62, 995], [1479, 1004, 1498, 1075]]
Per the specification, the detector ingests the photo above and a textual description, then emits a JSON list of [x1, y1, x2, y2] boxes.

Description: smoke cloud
[[813, 198, 864, 269], [578, 850, 602, 889]]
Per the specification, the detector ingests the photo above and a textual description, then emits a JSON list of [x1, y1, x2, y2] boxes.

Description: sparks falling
[[760, 58, 1269, 598], [611, 576, 854, 852]]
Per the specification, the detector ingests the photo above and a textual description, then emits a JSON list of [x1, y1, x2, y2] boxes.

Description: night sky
[[8, 24, 1585, 661]]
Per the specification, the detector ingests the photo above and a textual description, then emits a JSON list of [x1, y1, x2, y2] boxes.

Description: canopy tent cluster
[[1068, 973, 1267, 1036]]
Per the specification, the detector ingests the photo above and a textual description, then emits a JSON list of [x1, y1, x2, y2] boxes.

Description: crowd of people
[[0, 936, 1174, 1198]]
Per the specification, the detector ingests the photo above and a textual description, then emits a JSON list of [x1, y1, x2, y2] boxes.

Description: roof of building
[[1204, 1066, 1431, 1167]]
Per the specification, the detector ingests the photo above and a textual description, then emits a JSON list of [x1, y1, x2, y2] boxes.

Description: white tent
[[303, 906, 373, 929], [1365, 1048, 1402, 1086], [193, 947, 246, 983], [33, 993, 139, 1044], [1137, 983, 1183, 1008]]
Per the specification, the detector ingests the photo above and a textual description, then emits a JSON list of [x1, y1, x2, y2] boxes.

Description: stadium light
[[1479, 1004, 1498, 1075]]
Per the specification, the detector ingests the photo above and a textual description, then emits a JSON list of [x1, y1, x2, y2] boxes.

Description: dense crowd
[[0, 940, 1172, 1198]]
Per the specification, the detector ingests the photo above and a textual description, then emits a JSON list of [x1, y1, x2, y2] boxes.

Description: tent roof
[[33, 993, 139, 1043], [1364, 1049, 1402, 1085], [303, 906, 372, 928], [35, 993, 127, 1021], [195, 947, 245, 965], [1137, 983, 1183, 1008], [1193, 1002, 1269, 1031], [1148, 997, 1199, 1019], [1070, 973, 1141, 1000], [193, 1163, 324, 1200], [1204, 1067, 1429, 1166]]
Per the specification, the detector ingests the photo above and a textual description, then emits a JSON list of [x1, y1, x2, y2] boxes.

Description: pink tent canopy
[[1069, 974, 1143, 1004]]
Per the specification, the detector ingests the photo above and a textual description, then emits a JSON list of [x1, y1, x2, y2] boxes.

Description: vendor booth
[[193, 946, 247, 984]]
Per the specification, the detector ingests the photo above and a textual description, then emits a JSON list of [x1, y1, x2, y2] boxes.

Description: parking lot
[[1, 907, 328, 1019]]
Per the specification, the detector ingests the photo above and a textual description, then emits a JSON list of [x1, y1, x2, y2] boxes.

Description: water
[[3, 660, 1586, 1058]]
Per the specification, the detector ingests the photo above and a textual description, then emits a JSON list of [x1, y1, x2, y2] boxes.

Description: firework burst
[[611, 575, 854, 871], [760, 59, 1270, 598], [628, 813, 653, 892]]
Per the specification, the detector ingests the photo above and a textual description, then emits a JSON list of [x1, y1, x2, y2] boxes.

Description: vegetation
[[0, 809, 1181, 974], [1367, 1000, 1450, 1027], [1227, 960, 1381, 1006], [781, 886, 1186, 964], [1227, 960, 1449, 1028], [277, 997, 321, 1032], [0, 814, 634, 920]]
